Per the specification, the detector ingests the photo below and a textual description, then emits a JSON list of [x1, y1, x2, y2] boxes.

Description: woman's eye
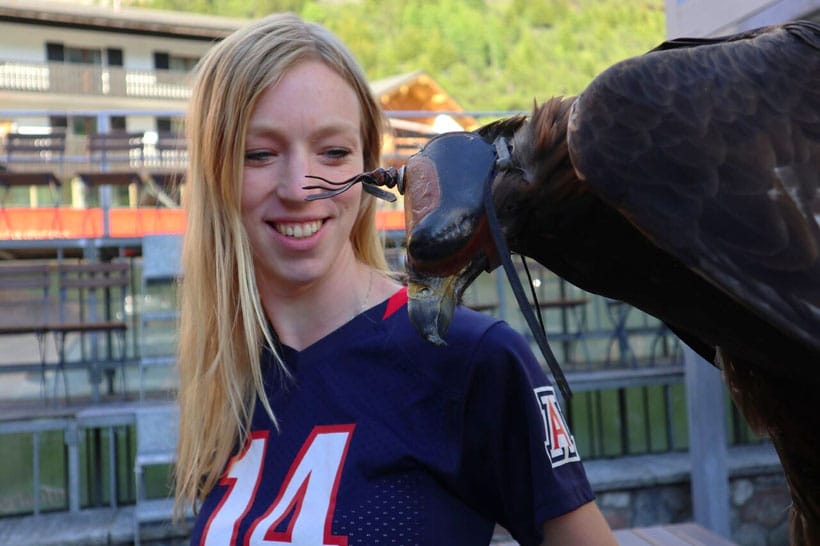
[[324, 147, 351, 161], [245, 150, 275, 163]]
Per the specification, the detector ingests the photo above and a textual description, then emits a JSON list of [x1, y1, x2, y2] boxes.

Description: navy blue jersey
[[190, 288, 593, 546]]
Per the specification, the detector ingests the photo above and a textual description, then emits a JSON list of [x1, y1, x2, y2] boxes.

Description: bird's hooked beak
[[406, 273, 459, 346], [406, 255, 490, 345], [403, 132, 501, 345]]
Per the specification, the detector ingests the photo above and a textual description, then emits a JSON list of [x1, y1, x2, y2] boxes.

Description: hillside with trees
[[127, 0, 665, 111]]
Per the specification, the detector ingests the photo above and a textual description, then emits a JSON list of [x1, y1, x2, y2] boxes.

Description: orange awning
[[374, 209, 405, 232], [0, 207, 405, 241]]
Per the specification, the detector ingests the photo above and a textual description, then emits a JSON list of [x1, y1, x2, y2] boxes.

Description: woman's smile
[[271, 219, 323, 239]]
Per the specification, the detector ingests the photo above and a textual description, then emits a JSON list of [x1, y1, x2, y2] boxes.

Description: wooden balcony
[[0, 60, 190, 102]]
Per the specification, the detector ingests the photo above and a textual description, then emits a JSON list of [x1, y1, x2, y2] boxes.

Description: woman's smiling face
[[241, 60, 365, 294]]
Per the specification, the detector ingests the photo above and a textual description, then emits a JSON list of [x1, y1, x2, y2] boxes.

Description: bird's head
[[300, 112, 541, 346], [403, 118, 528, 345]]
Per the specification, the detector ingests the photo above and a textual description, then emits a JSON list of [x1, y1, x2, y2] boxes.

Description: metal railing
[[0, 251, 769, 520], [0, 106, 773, 520], [0, 411, 136, 517], [455, 259, 766, 459]]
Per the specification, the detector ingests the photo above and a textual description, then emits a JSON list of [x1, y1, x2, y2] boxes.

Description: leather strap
[[485, 141, 573, 401]]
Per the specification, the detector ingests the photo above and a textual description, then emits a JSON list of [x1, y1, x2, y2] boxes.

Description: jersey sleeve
[[454, 320, 595, 545]]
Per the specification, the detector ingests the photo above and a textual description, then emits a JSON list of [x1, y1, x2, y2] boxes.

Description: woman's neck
[[258, 259, 399, 350]]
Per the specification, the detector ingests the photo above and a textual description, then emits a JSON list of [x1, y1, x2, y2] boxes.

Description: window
[[106, 48, 123, 68], [45, 42, 102, 65], [65, 47, 102, 66], [153, 52, 169, 70], [156, 117, 172, 133], [156, 117, 183, 133], [46, 42, 64, 62], [49, 116, 68, 132], [110, 116, 126, 132], [154, 51, 199, 72], [71, 116, 97, 136], [47, 42, 121, 67], [168, 55, 198, 72]]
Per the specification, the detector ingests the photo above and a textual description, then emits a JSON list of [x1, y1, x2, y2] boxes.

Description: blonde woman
[[175, 12, 615, 546]]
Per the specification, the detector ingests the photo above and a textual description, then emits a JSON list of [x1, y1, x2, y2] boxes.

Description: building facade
[[0, 0, 240, 137]]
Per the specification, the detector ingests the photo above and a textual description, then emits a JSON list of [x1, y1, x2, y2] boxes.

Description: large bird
[[305, 20, 820, 545]]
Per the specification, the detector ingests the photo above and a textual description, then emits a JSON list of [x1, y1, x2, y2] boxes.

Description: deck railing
[[0, 61, 190, 100]]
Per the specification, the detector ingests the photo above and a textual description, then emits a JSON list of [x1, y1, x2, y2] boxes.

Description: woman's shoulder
[[371, 290, 548, 402], [450, 305, 529, 352], [380, 293, 530, 371], [449, 306, 517, 344], [380, 288, 518, 349]]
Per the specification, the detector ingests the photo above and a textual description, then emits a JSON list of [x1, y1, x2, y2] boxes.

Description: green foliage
[[126, 0, 665, 110], [129, 0, 308, 17]]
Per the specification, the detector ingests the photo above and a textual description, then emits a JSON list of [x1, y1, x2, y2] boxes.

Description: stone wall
[[586, 444, 790, 545], [594, 472, 790, 545], [730, 473, 791, 546]]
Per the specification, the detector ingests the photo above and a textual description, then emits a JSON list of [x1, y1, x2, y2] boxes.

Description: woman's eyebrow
[[245, 123, 284, 139], [246, 120, 359, 141], [309, 121, 360, 140]]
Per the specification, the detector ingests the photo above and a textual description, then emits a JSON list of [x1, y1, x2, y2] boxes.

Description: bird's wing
[[567, 21, 820, 354]]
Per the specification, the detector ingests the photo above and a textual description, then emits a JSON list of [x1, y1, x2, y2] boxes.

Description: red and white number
[[201, 425, 355, 546], [202, 430, 269, 546]]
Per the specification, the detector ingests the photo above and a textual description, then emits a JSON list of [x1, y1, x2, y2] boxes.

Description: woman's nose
[[275, 153, 313, 202]]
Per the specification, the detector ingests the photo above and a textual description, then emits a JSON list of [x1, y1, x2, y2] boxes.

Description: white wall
[[0, 21, 215, 69]]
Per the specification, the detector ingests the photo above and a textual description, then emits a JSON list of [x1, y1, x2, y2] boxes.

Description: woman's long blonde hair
[[175, 12, 388, 513]]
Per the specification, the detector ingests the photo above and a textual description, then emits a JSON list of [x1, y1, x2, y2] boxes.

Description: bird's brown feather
[[496, 22, 820, 543], [565, 22, 820, 544]]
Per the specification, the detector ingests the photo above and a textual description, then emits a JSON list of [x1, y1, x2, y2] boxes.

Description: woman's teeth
[[274, 220, 322, 238]]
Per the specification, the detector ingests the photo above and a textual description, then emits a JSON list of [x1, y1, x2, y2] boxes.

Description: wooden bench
[[52, 261, 131, 401], [3, 132, 66, 167], [0, 132, 65, 205], [76, 131, 145, 192], [142, 131, 185, 207], [154, 131, 185, 157], [87, 131, 145, 162], [0, 262, 53, 395]]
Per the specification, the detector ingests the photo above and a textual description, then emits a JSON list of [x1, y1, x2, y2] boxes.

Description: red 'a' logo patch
[[535, 386, 580, 468]]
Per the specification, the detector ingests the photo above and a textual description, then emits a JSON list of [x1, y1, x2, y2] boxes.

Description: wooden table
[[614, 523, 737, 545]]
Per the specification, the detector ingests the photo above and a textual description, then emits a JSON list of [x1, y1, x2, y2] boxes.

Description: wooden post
[[684, 344, 731, 537]]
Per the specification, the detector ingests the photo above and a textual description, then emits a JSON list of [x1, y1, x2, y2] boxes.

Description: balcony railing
[[0, 61, 190, 101]]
